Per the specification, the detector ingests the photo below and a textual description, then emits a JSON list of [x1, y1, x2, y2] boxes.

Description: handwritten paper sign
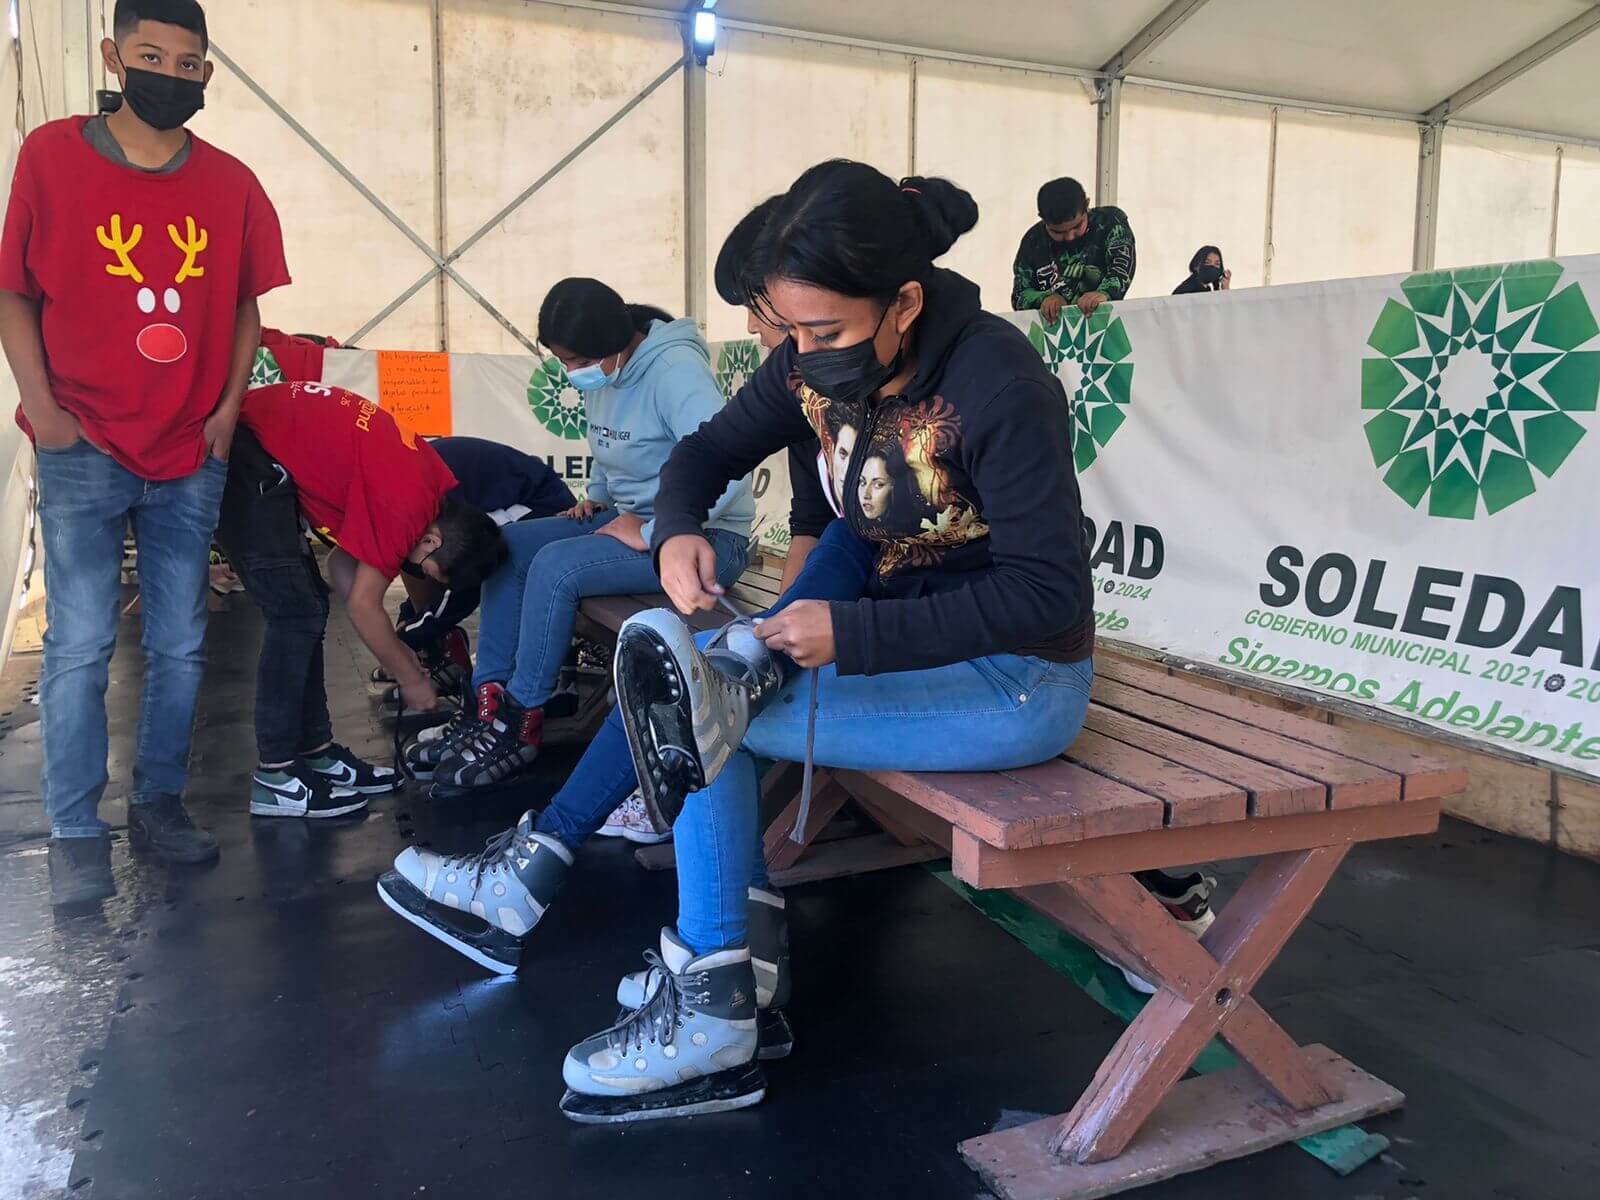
[[376, 350, 453, 438]]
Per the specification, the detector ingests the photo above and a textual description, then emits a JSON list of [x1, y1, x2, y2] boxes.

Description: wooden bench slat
[[1063, 729, 1248, 828], [1092, 678, 1401, 810], [861, 759, 1164, 850], [1083, 707, 1325, 818], [1097, 659, 1469, 802]]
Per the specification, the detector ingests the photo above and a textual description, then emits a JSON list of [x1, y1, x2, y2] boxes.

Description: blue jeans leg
[[128, 456, 228, 804], [36, 443, 141, 838], [473, 513, 618, 691], [531, 532, 752, 850], [673, 656, 1096, 955]]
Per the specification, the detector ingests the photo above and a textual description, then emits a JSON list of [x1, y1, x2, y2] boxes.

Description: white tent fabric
[[5, 0, 1600, 673]]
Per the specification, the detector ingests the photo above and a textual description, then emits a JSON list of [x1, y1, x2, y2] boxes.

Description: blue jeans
[[475, 513, 749, 709], [675, 654, 1093, 954], [36, 442, 227, 838], [535, 520, 870, 850]]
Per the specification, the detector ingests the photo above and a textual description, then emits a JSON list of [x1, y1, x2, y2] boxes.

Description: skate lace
[[711, 597, 819, 847], [603, 953, 712, 1056], [444, 825, 523, 886]]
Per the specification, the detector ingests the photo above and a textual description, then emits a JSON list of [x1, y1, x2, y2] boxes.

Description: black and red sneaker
[[432, 686, 544, 795], [403, 682, 500, 781]]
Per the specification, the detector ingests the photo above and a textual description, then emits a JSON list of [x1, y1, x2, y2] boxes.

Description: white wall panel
[[703, 29, 910, 343], [1119, 87, 1272, 298], [1554, 144, 1600, 257], [1435, 127, 1559, 270], [913, 59, 1097, 312], [151, 0, 442, 350], [1269, 112, 1417, 285], [441, 0, 684, 355]]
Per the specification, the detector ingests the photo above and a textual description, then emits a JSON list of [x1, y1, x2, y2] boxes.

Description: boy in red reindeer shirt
[[0, 0, 289, 905]]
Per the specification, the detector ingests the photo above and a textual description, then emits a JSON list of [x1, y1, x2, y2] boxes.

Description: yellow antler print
[[96, 215, 145, 284], [168, 216, 208, 284]]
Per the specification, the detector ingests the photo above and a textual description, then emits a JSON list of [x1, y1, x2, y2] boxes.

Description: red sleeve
[[0, 143, 40, 299], [237, 173, 290, 304], [337, 441, 452, 578]]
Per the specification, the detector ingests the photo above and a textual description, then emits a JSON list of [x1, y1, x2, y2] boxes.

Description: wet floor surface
[[2, 594, 1599, 1199]]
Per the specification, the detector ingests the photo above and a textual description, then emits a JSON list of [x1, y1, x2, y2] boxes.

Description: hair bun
[[897, 176, 979, 260]]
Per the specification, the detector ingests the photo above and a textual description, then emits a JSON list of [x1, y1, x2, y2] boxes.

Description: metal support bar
[[1095, 78, 1122, 207], [431, 0, 449, 350], [1550, 144, 1564, 258], [1413, 123, 1444, 271], [349, 52, 687, 348], [1101, 0, 1213, 78], [907, 56, 919, 176], [1424, 6, 1600, 124], [209, 41, 539, 352], [683, 41, 708, 330], [1262, 106, 1279, 285]]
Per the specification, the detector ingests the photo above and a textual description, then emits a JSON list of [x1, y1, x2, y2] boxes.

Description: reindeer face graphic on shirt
[[96, 214, 208, 364]]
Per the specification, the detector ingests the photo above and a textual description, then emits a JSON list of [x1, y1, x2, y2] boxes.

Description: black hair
[[715, 195, 781, 308], [537, 278, 672, 360], [1037, 177, 1088, 224], [431, 499, 507, 591], [114, 0, 208, 51], [742, 160, 978, 310], [1189, 245, 1224, 274]]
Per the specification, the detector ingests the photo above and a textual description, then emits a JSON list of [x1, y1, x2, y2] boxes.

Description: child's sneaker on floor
[[1102, 870, 1218, 995], [596, 792, 671, 844], [251, 762, 368, 820], [306, 743, 402, 795]]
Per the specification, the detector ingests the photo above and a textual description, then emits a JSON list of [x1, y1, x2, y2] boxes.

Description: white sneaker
[[597, 792, 672, 845]]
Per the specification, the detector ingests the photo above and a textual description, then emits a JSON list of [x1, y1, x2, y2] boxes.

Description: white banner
[[321, 255, 1600, 777]]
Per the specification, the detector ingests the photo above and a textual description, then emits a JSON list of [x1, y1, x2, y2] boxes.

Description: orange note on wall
[[377, 350, 453, 439]]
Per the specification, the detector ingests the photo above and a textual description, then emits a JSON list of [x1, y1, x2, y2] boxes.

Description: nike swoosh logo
[[318, 763, 358, 784]]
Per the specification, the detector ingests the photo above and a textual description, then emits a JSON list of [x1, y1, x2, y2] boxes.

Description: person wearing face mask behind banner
[[0, 0, 290, 904], [1012, 176, 1136, 322], [1173, 244, 1231, 294], [398, 279, 754, 798]]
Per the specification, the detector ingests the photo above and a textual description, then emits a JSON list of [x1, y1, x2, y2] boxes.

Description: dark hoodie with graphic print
[[651, 269, 1095, 677], [1011, 207, 1136, 311]]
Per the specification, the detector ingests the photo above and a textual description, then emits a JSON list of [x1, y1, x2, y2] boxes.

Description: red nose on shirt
[[137, 323, 188, 364]]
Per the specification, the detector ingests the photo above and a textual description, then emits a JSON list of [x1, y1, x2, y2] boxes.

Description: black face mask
[[1197, 262, 1224, 285], [795, 305, 903, 407], [119, 64, 206, 131], [400, 548, 438, 581]]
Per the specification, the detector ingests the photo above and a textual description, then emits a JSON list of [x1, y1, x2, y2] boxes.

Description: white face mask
[[566, 354, 618, 392]]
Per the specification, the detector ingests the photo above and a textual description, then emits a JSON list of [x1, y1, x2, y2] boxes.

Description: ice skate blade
[[558, 1061, 765, 1124], [376, 871, 522, 976]]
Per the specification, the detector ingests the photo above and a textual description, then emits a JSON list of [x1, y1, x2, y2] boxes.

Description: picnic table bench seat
[[571, 573, 1467, 1199]]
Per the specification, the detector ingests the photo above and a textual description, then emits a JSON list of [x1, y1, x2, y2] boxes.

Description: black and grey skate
[[431, 686, 544, 797], [562, 929, 764, 1123], [377, 815, 573, 974]]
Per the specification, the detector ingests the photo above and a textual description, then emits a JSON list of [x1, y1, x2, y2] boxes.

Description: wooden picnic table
[[574, 574, 1467, 1198]]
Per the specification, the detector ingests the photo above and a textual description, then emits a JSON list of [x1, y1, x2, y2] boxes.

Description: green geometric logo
[[527, 357, 588, 440], [715, 338, 763, 404], [1028, 308, 1134, 472], [249, 347, 285, 388], [1362, 260, 1598, 519]]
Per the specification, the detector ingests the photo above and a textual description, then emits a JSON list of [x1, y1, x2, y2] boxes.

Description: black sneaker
[[1136, 869, 1218, 922], [127, 796, 220, 864], [251, 762, 368, 820], [49, 836, 115, 907], [305, 743, 402, 795]]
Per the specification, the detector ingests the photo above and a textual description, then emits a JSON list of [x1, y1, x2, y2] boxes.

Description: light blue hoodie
[[583, 317, 755, 545]]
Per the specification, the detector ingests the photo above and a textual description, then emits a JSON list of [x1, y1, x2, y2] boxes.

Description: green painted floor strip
[[929, 866, 1388, 1175]]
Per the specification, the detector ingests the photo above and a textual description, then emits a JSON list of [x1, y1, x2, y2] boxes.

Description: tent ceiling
[[616, 0, 1600, 142]]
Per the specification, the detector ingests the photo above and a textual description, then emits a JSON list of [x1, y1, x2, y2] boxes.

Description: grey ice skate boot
[[561, 927, 764, 1123], [377, 813, 572, 975], [612, 609, 786, 829], [616, 884, 793, 1059]]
